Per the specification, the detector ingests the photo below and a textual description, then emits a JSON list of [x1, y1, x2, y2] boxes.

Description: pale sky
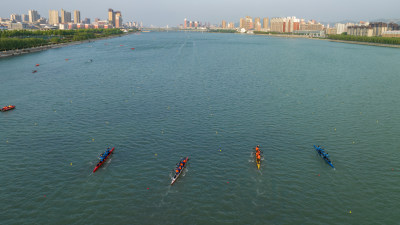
[[2, 0, 400, 27]]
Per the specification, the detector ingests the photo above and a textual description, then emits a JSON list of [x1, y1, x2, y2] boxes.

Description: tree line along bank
[[0, 28, 137, 51]]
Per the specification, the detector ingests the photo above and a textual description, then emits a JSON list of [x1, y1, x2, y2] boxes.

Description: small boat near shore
[[93, 147, 115, 173], [1, 105, 15, 112]]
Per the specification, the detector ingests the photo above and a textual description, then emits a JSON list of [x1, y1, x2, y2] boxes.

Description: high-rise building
[[49, 10, 60, 25], [66, 12, 71, 23], [83, 18, 91, 24], [61, 9, 72, 24], [194, 21, 198, 28], [108, 9, 115, 26], [184, 18, 187, 29], [243, 16, 253, 30], [263, 18, 269, 29], [299, 20, 323, 31], [254, 17, 261, 31], [240, 18, 245, 28], [347, 25, 373, 36], [28, 10, 40, 23], [74, 10, 81, 24], [271, 17, 301, 33], [10, 14, 22, 22], [222, 20, 226, 29], [388, 23, 399, 31], [370, 22, 388, 36], [22, 14, 29, 22], [61, 9, 66, 23], [270, 17, 286, 32], [228, 22, 235, 29], [115, 11, 122, 28], [335, 23, 347, 34]]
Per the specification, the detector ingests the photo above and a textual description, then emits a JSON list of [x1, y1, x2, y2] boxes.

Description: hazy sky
[[2, 0, 400, 26]]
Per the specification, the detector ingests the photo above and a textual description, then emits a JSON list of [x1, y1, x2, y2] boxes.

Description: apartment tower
[[61, 9, 72, 24], [74, 10, 80, 23], [108, 9, 115, 26], [222, 20, 227, 29], [115, 11, 122, 28], [28, 10, 40, 23], [49, 10, 60, 25], [263, 18, 269, 29]]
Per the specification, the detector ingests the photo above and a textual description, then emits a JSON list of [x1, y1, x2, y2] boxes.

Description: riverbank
[[0, 32, 131, 58], [255, 32, 400, 48], [254, 33, 310, 39], [326, 39, 400, 48]]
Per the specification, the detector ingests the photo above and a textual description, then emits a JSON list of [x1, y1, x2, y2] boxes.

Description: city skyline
[[1, 0, 400, 27]]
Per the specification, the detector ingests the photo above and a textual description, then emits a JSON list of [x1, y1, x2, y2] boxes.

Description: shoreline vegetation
[[0, 28, 138, 58], [326, 34, 400, 48], [208, 29, 237, 33], [211, 29, 400, 48], [253, 31, 400, 48]]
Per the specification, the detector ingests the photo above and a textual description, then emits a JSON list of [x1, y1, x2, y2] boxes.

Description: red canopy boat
[[1, 105, 15, 112], [93, 147, 115, 173]]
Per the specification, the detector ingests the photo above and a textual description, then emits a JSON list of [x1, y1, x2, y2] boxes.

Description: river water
[[1, 32, 400, 224]]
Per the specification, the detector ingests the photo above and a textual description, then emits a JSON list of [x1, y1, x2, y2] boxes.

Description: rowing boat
[[171, 157, 189, 185], [93, 147, 115, 173], [1, 105, 15, 112], [255, 146, 261, 170], [313, 145, 334, 169]]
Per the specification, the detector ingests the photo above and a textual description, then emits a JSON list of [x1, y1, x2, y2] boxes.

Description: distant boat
[[142, 31, 150, 33], [1, 105, 15, 112]]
